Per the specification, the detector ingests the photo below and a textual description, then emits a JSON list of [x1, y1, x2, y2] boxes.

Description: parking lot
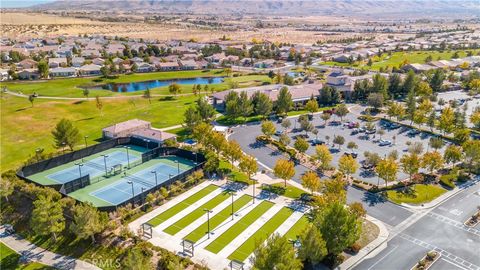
[[233, 110, 450, 186], [436, 90, 480, 128]]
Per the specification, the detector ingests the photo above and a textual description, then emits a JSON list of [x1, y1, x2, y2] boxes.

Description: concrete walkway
[[0, 226, 100, 270]]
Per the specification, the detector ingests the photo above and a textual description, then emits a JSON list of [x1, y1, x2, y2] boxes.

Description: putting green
[[147, 184, 218, 227], [205, 200, 274, 254], [184, 194, 252, 242], [163, 191, 231, 235], [228, 207, 294, 262]]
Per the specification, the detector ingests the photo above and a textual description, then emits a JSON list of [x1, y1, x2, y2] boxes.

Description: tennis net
[[125, 174, 155, 188], [83, 160, 105, 171]]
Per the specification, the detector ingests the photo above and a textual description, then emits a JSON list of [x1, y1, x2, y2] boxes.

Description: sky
[[1, 0, 54, 8]]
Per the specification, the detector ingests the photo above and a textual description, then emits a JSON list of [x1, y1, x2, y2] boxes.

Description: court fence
[[60, 174, 91, 194]]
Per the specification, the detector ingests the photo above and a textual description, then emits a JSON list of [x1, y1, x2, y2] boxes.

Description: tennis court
[[90, 157, 195, 205], [46, 150, 140, 184]]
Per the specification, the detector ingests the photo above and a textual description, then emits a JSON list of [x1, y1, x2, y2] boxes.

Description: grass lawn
[[386, 184, 447, 205], [163, 191, 231, 235], [228, 207, 294, 262], [283, 215, 309, 240], [147, 184, 218, 226], [218, 160, 253, 185], [319, 49, 480, 71], [205, 200, 274, 253], [261, 183, 307, 199], [0, 242, 54, 270], [184, 194, 252, 243]]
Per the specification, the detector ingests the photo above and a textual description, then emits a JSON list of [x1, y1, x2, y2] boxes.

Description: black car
[[311, 139, 325, 146]]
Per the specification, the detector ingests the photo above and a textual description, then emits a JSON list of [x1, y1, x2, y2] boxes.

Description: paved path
[[0, 226, 100, 270]]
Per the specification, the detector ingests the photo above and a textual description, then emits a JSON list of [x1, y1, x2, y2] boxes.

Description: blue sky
[[1, 0, 55, 8]]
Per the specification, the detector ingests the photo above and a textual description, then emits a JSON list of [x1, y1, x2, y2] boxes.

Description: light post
[[203, 209, 213, 239], [125, 146, 131, 168], [230, 191, 237, 221], [127, 181, 134, 199], [252, 180, 255, 204], [61, 142, 66, 154], [101, 154, 109, 176], [141, 187, 146, 203], [76, 163, 84, 177], [84, 135, 89, 148], [175, 160, 180, 174], [151, 170, 158, 187], [144, 139, 150, 149]]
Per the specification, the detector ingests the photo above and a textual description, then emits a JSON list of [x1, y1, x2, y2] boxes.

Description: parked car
[[379, 139, 392, 146], [344, 151, 358, 158], [274, 130, 283, 136], [407, 129, 420, 136], [293, 134, 309, 139], [365, 129, 376, 134], [351, 128, 360, 135], [277, 116, 284, 123], [310, 139, 325, 146]]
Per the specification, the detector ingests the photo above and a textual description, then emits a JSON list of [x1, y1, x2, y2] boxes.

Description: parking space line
[[367, 245, 399, 270], [441, 258, 469, 270]]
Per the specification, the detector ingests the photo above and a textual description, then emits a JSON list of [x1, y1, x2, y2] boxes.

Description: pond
[[286, 71, 305, 77], [95, 76, 225, 92]]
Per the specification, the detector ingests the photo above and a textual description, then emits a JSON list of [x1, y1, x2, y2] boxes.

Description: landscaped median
[[386, 184, 447, 205]]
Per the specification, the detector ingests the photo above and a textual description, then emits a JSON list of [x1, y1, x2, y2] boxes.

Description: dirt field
[[0, 12, 369, 43]]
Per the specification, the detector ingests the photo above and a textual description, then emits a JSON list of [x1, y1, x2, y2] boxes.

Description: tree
[[334, 104, 349, 121], [313, 201, 361, 256], [427, 110, 436, 131], [388, 73, 403, 97], [168, 83, 181, 97], [183, 106, 201, 133], [225, 140, 243, 169], [400, 153, 421, 182], [315, 144, 332, 171], [30, 195, 65, 241], [239, 154, 258, 184], [273, 159, 295, 187], [332, 135, 345, 150], [347, 141, 358, 150], [279, 133, 291, 146], [100, 66, 110, 78], [122, 243, 153, 270], [301, 171, 321, 194], [406, 89, 416, 125], [367, 93, 384, 111], [444, 145, 462, 168], [415, 81, 433, 98], [375, 158, 398, 187], [320, 113, 331, 126], [408, 141, 424, 155], [143, 88, 151, 104], [438, 107, 455, 135], [275, 86, 292, 115], [281, 118, 291, 131], [294, 137, 309, 153], [28, 94, 36, 107], [238, 91, 253, 120], [370, 73, 389, 99], [261, 120, 276, 137], [251, 234, 302, 270], [95, 95, 103, 116], [422, 151, 444, 175], [252, 91, 273, 118], [428, 137, 444, 151], [297, 225, 327, 266], [196, 97, 216, 122], [82, 88, 90, 99], [305, 98, 319, 116], [402, 70, 417, 95], [429, 69, 445, 92], [70, 203, 107, 243], [471, 109, 480, 129], [225, 91, 241, 119], [364, 151, 381, 167], [462, 140, 480, 172], [37, 59, 49, 78], [0, 177, 14, 202], [338, 154, 358, 180], [51, 119, 81, 151]]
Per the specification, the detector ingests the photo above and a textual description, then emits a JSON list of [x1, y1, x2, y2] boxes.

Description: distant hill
[[29, 0, 480, 18]]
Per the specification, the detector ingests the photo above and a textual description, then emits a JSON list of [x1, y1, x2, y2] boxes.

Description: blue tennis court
[[46, 150, 140, 184], [91, 160, 191, 205]]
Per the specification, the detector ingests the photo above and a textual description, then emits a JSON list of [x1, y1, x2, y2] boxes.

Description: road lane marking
[[441, 258, 469, 270], [367, 245, 399, 270]]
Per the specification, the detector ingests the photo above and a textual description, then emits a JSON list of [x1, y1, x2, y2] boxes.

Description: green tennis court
[[184, 194, 252, 242], [163, 191, 231, 235], [205, 200, 274, 254], [148, 184, 218, 227], [228, 207, 294, 262]]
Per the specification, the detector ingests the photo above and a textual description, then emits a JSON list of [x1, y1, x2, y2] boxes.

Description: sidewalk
[[337, 215, 389, 270], [0, 226, 100, 270]]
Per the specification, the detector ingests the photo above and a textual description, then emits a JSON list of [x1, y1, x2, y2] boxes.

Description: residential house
[[0, 69, 10, 81], [179, 60, 198, 70], [254, 59, 275, 68], [49, 67, 76, 78], [18, 59, 37, 69], [71, 57, 85, 67], [157, 62, 180, 71], [402, 63, 435, 73], [17, 69, 40, 80], [78, 64, 102, 76], [102, 119, 177, 144], [48, 57, 67, 68], [136, 62, 155, 73], [92, 58, 105, 66]]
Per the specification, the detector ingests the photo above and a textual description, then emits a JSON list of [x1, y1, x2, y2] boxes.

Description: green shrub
[[439, 174, 456, 189], [457, 172, 470, 182]]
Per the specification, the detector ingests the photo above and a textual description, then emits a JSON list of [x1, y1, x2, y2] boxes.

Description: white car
[[379, 140, 392, 146]]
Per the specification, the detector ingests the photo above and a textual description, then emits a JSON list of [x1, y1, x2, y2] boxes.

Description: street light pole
[[252, 180, 255, 204], [84, 135, 89, 148], [231, 191, 236, 221], [76, 163, 84, 177], [141, 187, 146, 203], [203, 209, 213, 239], [151, 170, 158, 187], [125, 146, 130, 168], [35, 148, 42, 162], [101, 154, 109, 176], [175, 160, 180, 174]]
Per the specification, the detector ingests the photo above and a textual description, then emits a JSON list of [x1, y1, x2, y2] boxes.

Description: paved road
[[354, 181, 480, 270]]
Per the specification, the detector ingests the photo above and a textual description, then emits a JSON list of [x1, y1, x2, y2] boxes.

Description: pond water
[[286, 71, 304, 77], [95, 77, 225, 92]]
